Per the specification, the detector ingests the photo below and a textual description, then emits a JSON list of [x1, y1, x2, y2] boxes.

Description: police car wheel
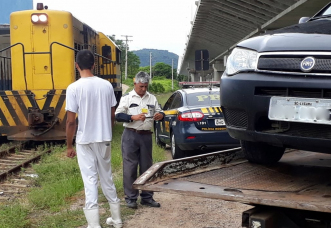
[[155, 127, 166, 148], [241, 140, 285, 165], [171, 133, 185, 159]]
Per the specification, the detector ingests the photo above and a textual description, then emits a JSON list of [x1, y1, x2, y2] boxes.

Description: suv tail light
[[178, 111, 204, 122]]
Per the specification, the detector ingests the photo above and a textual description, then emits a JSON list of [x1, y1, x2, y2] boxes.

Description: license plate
[[215, 119, 225, 126], [268, 97, 331, 125]]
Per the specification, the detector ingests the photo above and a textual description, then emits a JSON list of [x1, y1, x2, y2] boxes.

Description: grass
[[28, 145, 83, 212], [0, 118, 169, 227], [155, 92, 173, 107], [151, 78, 180, 93], [0, 141, 14, 151], [0, 203, 29, 228]]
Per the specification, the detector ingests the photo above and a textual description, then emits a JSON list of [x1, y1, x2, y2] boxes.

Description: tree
[[107, 35, 141, 77], [153, 62, 177, 79], [153, 62, 171, 78], [107, 35, 126, 74], [177, 74, 188, 82], [127, 51, 140, 76], [138, 66, 150, 74]]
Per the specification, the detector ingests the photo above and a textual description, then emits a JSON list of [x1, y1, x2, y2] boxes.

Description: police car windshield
[[186, 91, 220, 106]]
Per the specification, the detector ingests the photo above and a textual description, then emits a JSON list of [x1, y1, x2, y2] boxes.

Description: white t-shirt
[[65, 76, 117, 144]]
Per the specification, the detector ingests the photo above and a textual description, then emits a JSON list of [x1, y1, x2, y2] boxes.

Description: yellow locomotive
[[0, 3, 122, 141]]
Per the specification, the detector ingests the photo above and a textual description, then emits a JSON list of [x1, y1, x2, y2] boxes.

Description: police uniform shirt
[[115, 89, 163, 130]]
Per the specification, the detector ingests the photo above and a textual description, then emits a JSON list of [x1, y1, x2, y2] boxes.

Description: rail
[[0, 55, 12, 90], [50, 42, 117, 88], [0, 43, 27, 90], [0, 142, 52, 201], [0, 42, 116, 91], [0, 142, 51, 181]]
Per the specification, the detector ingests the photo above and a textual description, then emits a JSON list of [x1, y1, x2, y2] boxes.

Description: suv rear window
[[186, 91, 220, 106]]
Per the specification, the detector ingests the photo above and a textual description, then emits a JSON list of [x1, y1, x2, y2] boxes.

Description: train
[[0, 3, 122, 141]]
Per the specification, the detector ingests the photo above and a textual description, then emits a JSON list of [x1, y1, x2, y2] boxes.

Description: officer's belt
[[125, 128, 153, 135]]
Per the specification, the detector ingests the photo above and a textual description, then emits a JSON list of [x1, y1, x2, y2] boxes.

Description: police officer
[[115, 71, 164, 209]]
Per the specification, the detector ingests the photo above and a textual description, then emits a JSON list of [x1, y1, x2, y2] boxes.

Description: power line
[[150, 52, 152, 83], [172, 59, 174, 90]]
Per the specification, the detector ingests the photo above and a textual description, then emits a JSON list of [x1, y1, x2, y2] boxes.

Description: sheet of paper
[[128, 106, 141, 115]]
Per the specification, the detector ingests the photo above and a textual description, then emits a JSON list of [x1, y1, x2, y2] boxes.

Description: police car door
[[164, 92, 183, 143], [158, 93, 176, 143]]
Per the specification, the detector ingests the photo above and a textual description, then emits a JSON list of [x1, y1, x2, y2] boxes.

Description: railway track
[[0, 142, 51, 202]]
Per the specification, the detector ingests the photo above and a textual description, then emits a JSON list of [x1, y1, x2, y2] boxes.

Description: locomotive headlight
[[31, 14, 48, 24], [31, 15, 39, 22], [39, 14, 47, 22], [225, 47, 258, 75]]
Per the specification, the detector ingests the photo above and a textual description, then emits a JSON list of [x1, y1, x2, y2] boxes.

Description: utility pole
[[187, 62, 190, 82], [149, 52, 152, 83], [121, 35, 133, 80], [172, 59, 174, 90]]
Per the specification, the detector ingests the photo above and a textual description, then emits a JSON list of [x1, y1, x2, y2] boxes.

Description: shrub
[[148, 83, 165, 93], [152, 76, 166, 80], [155, 83, 165, 93]]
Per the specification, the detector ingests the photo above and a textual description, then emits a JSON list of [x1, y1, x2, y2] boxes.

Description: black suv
[[221, 2, 331, 164]]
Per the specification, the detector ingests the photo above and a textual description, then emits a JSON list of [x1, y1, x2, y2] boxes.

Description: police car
[[155, 87, 239, 159]]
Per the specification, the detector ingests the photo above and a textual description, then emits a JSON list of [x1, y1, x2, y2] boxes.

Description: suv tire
[[241, 140, 285, 165]]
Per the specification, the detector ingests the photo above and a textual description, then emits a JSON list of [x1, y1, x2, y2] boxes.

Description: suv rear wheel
[[241, 140, 285, 165], [171, 133, 185, 159], [155, 127, 166, 148]]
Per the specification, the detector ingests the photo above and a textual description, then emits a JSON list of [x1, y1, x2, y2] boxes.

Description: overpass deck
[[179, 0, 330, 75]]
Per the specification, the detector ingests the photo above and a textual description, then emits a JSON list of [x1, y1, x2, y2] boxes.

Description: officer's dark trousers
[[122, 128, 153, 201]]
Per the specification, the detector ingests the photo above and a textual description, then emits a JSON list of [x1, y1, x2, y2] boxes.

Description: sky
[[32, 0, 197, 58]]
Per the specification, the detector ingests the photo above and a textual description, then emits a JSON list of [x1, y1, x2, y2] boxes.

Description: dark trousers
[[122, 128, 153, 201]]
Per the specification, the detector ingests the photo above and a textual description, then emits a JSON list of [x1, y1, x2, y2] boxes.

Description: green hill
[[133, 49, 178, 69]]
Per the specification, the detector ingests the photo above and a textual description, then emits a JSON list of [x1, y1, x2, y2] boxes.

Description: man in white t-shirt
[[65, 49, 122, 228]]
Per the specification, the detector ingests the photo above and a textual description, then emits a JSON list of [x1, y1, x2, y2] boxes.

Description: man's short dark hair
[[76, 49, 95, 70]]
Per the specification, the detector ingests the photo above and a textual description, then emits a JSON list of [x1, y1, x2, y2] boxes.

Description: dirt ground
[[124, 192, 252, 228], [122, 84, 129, 94], [123, 148, 252, 228]]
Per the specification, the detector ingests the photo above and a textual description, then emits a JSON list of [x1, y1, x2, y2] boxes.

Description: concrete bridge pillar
[[190, 73, 199, 82], [212, 60, 225, 82]]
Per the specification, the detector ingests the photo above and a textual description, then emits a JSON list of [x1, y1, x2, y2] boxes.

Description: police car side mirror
[[299, 17, 310, 24]]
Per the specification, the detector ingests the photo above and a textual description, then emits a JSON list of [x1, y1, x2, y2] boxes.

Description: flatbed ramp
[[133, 148, 331, 213]]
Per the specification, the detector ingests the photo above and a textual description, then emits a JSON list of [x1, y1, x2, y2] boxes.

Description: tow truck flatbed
[[133, 148, 331, 227]]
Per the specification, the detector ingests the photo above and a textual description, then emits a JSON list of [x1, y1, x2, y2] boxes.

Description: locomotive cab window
[[116, 48, 121, 64], [102, 45, 111, 63]]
